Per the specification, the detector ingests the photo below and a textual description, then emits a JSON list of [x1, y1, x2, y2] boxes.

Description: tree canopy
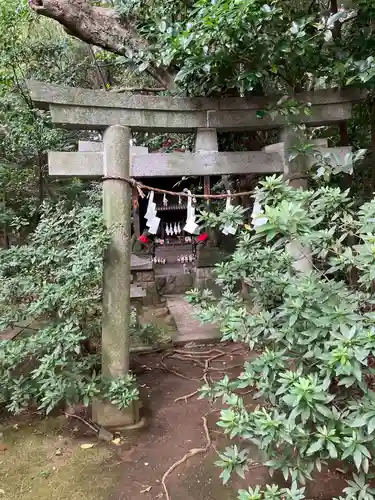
[[28, 0, 375, 95]]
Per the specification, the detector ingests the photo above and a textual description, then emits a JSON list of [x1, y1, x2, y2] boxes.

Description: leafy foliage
[[0, 0, 114, 243], [0, 189, 138, 414], [129, 307, 165, 346], [188, 170, 375, 498], [113, 0, 375, 96]]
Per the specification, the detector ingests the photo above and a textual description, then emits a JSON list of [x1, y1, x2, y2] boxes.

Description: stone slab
[[26, 80, 365, 131], [131, 254, 153, 270], [0, 320, 41, 341], [49, 102, 353, 131], [48, 150, 284, 177], [50, 104, 207, 131], [27, 79, 366, 111], [207, 102, 352, 130], [194, 267, 223, 297], [134, 270, 154, 282], [196, 246, 228, 268], [156, 274, 194, 295], [166, 295, 221, 343], [0, 327, 22, 341]]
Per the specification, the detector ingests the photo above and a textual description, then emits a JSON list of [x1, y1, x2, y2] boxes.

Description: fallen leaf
[[0, 444, 7, 452], [140, 486, 152, 493], [80, 443, 95, 449], [0, 489, 5, 495], [111, 437, 121, 446]]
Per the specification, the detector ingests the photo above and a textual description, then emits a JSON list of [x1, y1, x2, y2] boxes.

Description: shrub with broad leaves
[[188, 173, 375, 499], [0, 188, 138, 414]]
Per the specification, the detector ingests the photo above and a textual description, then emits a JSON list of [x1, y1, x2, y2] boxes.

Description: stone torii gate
[[27, 80, 361, 428]]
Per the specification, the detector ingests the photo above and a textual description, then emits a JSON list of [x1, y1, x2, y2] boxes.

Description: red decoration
[[197, 232, 209, 242], [139, 234, 150, 244]]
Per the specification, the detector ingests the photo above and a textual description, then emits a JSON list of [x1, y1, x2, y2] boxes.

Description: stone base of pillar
[[92, 398, 141, 429]]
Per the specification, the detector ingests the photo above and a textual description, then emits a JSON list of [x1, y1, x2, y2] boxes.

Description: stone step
[[166, 295, 221, 344]]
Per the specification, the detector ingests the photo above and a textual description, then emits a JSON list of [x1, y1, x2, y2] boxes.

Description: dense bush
[[188, 174, 375, 499], [0, 188, 138, 414]]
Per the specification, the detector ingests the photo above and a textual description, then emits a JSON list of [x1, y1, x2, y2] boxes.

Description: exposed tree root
[[174, 390, 198, 403], [62, 411, 99, 433], [160, 352, 201, 381], [161, 416, 211, 500]]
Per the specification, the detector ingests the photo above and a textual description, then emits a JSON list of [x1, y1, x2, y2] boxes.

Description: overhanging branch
[[29, 0, 175, 89]]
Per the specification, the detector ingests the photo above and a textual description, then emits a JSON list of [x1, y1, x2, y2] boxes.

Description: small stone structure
[[194, 246, 229, 295], [156, 269, 194, 296], [131, 254, 161, 305]]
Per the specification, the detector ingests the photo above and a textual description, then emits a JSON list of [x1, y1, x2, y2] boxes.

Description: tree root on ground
[[62, 411, 99, 433], [161, 416, 211, 500], [174, 390, 198, 403]]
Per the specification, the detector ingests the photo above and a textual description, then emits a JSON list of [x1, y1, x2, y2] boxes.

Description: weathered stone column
[[102, 125, 132, 377], [195, 128, 218, 246], [195, 128, 218, 152], [193, 128, 224, 292], [264, 128, 313, 273], [282, 127, 313, 272], [93, 125, 138, 427]]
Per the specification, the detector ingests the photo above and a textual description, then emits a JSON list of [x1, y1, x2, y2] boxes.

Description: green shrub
[[0, 188, 138, 414], [188, 174, 375, 500]]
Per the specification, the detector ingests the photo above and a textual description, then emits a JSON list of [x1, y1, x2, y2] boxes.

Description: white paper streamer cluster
[[145, 191, 160, 234], [183, 189, 199, 234], [222, 191, 237, 235], [251, 192, 268, 228]]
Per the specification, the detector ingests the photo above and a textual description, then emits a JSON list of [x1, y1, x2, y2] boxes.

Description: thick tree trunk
[[29, 0, 175, 89]]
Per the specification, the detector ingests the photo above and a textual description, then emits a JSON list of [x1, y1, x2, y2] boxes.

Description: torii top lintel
[[26, 80, 366, 132]]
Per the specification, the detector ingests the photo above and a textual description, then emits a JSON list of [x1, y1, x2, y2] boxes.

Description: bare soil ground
[[1, 343, 350, 500]]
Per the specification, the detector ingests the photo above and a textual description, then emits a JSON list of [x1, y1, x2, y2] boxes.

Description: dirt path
[[111, 344, 261, 500]]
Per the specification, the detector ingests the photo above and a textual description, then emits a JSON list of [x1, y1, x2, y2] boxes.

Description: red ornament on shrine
[[197, 232, 209, 242], [139, 234, 150, 244]]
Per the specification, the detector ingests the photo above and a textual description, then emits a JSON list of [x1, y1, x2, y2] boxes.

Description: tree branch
[[29, 0, 176, 89]]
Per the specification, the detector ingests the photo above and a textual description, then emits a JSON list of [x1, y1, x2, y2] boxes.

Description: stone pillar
[[282, 127, 312, 272], [263, 129, 313, 273], [93, 125, 139, 428], [194, 128, 218, 151], [281, 127, 309, 189], [194, 128, 218, 246]]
